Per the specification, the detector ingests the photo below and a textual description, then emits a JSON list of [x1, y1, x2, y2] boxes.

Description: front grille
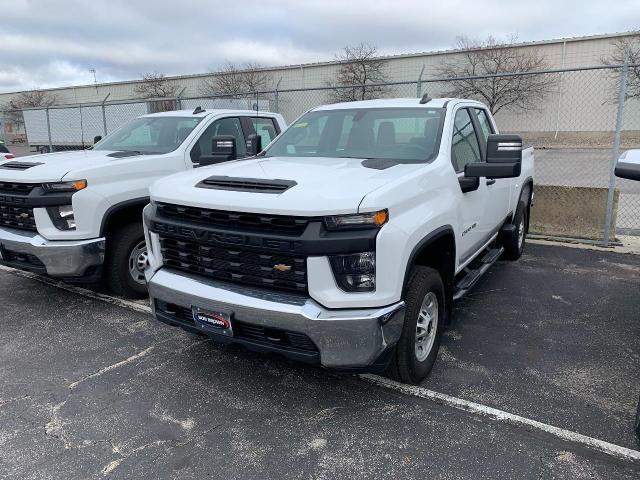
[[157, 203, 311, 235], [234, 322, 318, 352], [159, 236, 307, 293], [0, 203, 36, 231], [155, 300, 318, 353], [0, 182, 38, 194]]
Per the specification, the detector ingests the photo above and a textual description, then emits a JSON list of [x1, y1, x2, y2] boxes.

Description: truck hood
[[151, 156, 422, 215], [0, 150, 136, 182]]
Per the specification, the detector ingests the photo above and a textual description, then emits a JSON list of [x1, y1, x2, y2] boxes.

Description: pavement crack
[[68, 346, 155, 389], [44, 398, 72, 449], [0, 394, 31, 409]]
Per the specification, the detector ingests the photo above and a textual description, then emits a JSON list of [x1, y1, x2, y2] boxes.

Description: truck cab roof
[[142, 108, 278, 119], [312, 97, 484, 111]]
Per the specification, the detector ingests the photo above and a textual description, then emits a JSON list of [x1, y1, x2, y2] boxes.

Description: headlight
[[47, 205, 76, 230], [324, 210, 388, 231], [42, 180, 87, 193], [329, 252, 376, 292]]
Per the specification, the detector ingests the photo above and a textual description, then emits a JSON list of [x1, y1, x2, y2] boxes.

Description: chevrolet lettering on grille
[[153, 222, 303, 252]]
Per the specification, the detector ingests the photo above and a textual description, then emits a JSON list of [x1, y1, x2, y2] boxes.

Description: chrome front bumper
[[0, 227, 105, 277], [147, 268, 405, 369]]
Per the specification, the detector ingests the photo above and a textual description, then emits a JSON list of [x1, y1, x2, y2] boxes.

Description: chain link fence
[[1, 64, 639, 242]]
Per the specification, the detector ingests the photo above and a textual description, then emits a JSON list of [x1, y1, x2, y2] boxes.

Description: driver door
[[451, 107, 492, 266]]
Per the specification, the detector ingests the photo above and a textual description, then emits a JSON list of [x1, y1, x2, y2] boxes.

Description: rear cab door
[[473, 107, 512, 231]]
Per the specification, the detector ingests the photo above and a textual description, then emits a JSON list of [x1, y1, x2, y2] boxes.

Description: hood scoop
[[0, 161, 44, 171], [196, 176, 297, 194]]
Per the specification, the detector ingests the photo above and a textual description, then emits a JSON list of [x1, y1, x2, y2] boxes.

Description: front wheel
[[386, 266, 445, 384], [105, 222, 148, 298]]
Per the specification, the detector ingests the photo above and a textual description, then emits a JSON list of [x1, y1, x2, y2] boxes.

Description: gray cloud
[[0, 0, 638, 92]]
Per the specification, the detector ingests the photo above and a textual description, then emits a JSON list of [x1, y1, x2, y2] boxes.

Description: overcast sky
[[0, 0, 638, 93]]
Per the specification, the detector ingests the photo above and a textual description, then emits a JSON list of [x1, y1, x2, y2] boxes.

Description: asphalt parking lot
[[0, 243, 639, 479]]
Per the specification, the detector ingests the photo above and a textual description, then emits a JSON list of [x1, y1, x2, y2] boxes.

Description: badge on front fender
[[192, 307, 233, 336]]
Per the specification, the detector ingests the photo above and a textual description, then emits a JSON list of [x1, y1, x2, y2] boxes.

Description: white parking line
[[2, 264, 639, 464], [361, 374, 640, 464], [0, 265, 152, 314]]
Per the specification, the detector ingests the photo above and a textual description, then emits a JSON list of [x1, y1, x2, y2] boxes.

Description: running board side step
[[453, 247, 504, 301]]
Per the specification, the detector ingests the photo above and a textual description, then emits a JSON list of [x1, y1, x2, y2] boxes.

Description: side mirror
[[246, 134, 262, 156], [615, 150, 640, 181], [210, 135, 237, 163], [93, 135, 102, 144], [465, 134, 523, 179]]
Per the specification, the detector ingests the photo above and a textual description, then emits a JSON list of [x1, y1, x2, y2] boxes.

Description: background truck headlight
[[47, 205, 76, 230], [329, 252, 376, 292]]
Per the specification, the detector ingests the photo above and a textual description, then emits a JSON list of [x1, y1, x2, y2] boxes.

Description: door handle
[[486, 178, 496, 186]]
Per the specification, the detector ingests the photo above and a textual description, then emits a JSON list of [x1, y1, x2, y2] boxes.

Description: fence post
[[79, 104, 85, 149], [603, 51, 629, 246], [45, 107, 53, 153], [416, 65, 425, 98], [176, 87, 186, 110], [273, 78, 282, 113], [101, 94, 110, 136]]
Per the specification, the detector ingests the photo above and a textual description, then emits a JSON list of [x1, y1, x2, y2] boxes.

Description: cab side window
[[250, 117, 279, 146], [451, 109, 481, 173], [190, 117, 246, 164], [474, 108, 494, 144]]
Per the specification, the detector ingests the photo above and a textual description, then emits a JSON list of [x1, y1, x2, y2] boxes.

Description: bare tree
[[200, 62, 272, 97], [603, 35, 640, 101], [1, 89, 58, 129], [436, 36, 557, 115], [133, 72, 180, 98], [327, 43, 390, 103]]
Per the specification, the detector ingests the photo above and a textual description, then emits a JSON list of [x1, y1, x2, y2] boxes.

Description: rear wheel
[[386, 266, 445, 384], [502, 200, 527, 261], [105, 222, 148, 298]]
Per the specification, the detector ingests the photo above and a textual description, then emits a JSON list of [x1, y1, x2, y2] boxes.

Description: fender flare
[[519, 177, 534, 206], [99, 197, 150, 236], [401, 225, 456, 296]]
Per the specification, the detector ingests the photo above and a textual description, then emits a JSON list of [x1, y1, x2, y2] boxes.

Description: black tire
[[105, 222, 148, 298], [502, 200, 527, 261], [386, 266, 446, 384]]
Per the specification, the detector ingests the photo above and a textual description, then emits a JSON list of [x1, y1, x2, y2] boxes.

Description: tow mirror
[[209, 135, 237, 163], [465, 134, 523, 179], [93, 135, 102, 144], [246, 134, 262, 156], [615, 150, 640, 181]]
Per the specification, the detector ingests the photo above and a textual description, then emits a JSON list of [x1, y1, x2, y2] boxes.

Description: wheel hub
[[415, 292, 438, 362], [128, 240, 148, 285]]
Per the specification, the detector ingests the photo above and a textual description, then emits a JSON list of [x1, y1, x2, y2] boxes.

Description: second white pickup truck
[[0, 108, 286, 297], [144, 97, 534, 383]]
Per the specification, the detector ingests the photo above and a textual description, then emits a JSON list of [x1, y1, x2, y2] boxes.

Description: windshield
[[94, 116, 203, 154], [265, 107, 445, 162]]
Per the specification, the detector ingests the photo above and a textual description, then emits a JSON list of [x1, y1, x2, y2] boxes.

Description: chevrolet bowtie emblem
[[273, 264, 292, 272]]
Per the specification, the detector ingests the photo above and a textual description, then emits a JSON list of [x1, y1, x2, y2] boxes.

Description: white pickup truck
[[0, 108, 286, 297], [144, 97, 534, 383]]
